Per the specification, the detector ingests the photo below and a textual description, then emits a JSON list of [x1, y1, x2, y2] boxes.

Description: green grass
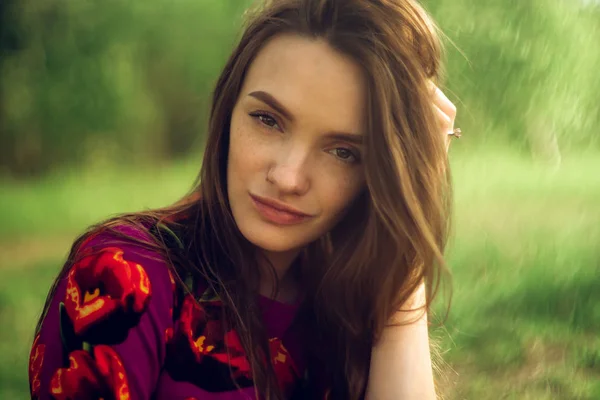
[[1, 149, 599, 399], [0, 157, 200, 241], [0, 259, 61, 398], [436, 150, 600, 399]]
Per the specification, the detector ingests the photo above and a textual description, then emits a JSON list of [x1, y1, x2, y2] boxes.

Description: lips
[[250, 194, 312, 225]]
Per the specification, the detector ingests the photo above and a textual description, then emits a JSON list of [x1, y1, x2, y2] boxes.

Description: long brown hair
[[36, 0, 451, 398]]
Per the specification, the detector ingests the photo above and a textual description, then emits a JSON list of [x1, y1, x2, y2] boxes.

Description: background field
[[2, 150, 598, 399], [1, 0, 599, 398]]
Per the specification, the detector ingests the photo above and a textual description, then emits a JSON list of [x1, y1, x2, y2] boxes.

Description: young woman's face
[[227, 34, 367, 255]]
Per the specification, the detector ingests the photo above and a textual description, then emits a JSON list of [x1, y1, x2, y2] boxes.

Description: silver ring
[[447, 128, 462, 139]]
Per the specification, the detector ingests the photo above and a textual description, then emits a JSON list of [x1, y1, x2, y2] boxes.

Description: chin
[[238, 221, 315, 254], [244, 230, 304, 253]]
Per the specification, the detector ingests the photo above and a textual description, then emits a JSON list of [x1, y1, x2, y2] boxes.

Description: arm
[[28, 227, 175, 400], [365, 283, 436, 400], [365, 85, 455, 399]]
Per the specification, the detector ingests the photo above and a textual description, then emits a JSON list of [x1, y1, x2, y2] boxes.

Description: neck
[[257, 248, 301, 303]]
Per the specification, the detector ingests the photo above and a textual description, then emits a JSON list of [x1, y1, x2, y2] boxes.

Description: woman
[[28, 0, 458, 399]]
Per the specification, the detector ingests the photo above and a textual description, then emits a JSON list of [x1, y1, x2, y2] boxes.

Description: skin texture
[[227, 34, 367, 290], [366, 284, 436, 400]]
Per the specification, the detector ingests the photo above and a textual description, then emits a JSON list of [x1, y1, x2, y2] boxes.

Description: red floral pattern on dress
[[165, 292, 254, 391], [50, 345, 130, 400], [269, 338, 300, 396], [209, 330, 252, 378], [64, 247, 151, 343], [165, 289, 304, 394], [29, 333, 46, 399]]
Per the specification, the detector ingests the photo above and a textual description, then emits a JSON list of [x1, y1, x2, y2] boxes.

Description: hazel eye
[[330, 148, 359, 163], [250, 112, 281, 130]]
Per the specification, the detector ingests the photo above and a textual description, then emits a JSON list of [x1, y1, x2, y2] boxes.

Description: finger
[[433, 104, 453, 152], [434, 104, 452, 131], [433, 87, 457, 120]]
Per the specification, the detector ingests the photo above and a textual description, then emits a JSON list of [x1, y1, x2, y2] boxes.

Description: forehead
[[241, 34, 367, 132]]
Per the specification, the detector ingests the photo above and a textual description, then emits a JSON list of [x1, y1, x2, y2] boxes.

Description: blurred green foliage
[[0, 0, 598, 176], [429, 0, 600, 154], [0, 0, 251, 175]]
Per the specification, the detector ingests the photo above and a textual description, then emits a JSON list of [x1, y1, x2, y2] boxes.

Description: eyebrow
[[247, 90, 364, 145], [326, 132, 364, 145], [248, 91, 295, 122]]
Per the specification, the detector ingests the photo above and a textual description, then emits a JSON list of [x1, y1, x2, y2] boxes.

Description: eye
[[329, 147, 360, 164], [249, 112, 281, 131]]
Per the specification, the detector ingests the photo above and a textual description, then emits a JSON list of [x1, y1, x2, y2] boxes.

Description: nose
[[266, 145, 311, 196]]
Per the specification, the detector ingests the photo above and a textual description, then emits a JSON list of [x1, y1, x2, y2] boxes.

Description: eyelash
[[249, 111, 281, 131], [328, 147, 360, 164], [248, 111, 361, 165]]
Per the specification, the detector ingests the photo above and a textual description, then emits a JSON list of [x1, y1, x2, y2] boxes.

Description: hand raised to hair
[[430, 83, 459, 152]]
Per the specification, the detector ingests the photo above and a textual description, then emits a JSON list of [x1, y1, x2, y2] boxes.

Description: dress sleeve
[[28, 226, 176, 400]]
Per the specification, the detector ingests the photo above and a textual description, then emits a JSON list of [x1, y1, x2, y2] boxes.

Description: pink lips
[[250, 194, 312, 226]]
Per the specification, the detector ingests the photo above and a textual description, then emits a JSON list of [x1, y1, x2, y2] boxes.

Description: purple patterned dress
[[28, 225, 311, 400]]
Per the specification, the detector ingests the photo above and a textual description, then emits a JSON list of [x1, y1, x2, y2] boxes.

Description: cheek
[[317, 171, 364, 219], [228, 120, 264, 186]]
